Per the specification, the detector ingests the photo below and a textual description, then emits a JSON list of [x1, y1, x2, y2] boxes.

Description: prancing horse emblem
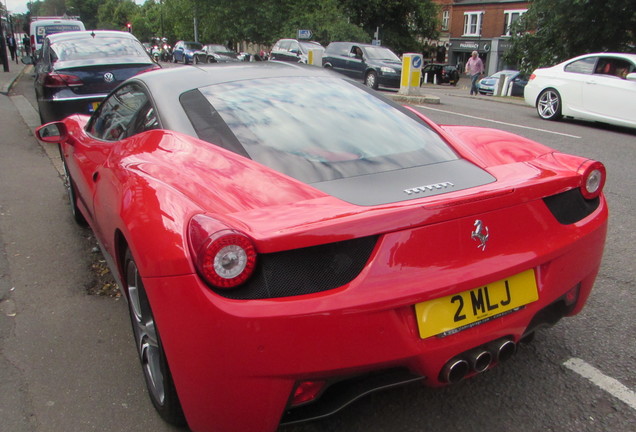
[[471, 220, 489, 251]]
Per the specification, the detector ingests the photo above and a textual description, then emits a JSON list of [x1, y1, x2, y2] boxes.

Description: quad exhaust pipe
[[440, 338, 516, 384]]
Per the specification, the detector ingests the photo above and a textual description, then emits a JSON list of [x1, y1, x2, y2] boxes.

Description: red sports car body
[[36, 63, 607, 432]]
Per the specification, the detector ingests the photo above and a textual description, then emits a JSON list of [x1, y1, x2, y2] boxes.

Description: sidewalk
[[0, 63, 29, 95], [384, 81, 528, 107]]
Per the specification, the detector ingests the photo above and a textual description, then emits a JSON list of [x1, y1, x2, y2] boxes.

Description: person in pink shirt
[[465, 51, 484, 95]]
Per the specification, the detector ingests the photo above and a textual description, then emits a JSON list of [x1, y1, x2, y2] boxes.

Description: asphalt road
[[1, 68, 634, 432]]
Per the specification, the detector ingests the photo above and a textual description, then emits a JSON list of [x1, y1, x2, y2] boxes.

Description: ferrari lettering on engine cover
[[404, 181, 454, 195]]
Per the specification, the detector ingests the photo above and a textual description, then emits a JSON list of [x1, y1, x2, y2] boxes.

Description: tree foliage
[[506, 0, 636, 73], [18, 0, 439, 53]]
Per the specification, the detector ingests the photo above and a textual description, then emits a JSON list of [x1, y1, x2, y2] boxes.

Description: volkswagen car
[[36, 62, 607, 432], [33, 30, 159, 124]]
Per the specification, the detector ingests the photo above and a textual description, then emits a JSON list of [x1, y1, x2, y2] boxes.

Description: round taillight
[[188, 215, 257, 289], [579, 161, 606, 200], [199, 231, 257, 288]]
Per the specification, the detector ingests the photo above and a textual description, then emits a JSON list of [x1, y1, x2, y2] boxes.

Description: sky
[[4, 0, 146, 16], [5, 0, 30, 15]]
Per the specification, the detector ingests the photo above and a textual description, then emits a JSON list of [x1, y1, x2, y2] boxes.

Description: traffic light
[[126, 23, 132, 33]]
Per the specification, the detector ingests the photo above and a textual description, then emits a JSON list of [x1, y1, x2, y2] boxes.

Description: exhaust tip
[[495, 339, 516, 362], [441, 358, 470, 384], [468, 350, 492, 373]]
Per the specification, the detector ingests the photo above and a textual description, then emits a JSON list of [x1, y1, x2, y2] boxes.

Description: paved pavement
[[385, 80, 528, 107], [0, 63, 29, 95]]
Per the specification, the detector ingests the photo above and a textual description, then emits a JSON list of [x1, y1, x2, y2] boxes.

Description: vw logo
[[103, 72, 115, 83]]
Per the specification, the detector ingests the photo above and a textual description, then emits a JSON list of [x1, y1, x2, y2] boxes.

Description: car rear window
[[52, 37, 149, 61], [181, 76, 458, 184]]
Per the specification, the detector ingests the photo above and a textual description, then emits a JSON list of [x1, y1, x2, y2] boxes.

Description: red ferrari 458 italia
[[36, 62, 607, 432]]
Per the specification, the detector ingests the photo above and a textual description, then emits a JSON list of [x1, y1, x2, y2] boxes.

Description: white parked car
[[524, 52, 636, 129]]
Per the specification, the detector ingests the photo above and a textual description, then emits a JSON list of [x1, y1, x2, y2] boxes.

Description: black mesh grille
[[542, 188, 600, 225], [212, 236, 378, 299]]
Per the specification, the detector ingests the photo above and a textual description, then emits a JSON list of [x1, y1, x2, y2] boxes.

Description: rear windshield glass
[[181, 76, 458, 184], [52, 37, 148, 61]]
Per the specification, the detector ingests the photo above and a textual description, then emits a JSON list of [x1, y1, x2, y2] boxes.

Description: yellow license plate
[[415, 269, 538, 339]]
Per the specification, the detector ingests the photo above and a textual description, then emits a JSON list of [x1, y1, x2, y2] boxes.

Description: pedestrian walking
[[22, 35, 31, 56], [6, 35, 18, 63], [465, 51, 484, 96]]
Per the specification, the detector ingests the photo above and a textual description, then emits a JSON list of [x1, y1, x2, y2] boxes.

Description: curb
[[0, 64, 29, 95]]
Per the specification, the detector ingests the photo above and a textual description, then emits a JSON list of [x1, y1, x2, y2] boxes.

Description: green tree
[[66, 0, 102, 30], [506, 0, 636, 73], [97, 0, 137, 31], [338, 0, 439, 53]]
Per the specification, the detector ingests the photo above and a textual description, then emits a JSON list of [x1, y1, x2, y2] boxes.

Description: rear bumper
[[143, 197, 607, 432], [38, 94, 105, 123]]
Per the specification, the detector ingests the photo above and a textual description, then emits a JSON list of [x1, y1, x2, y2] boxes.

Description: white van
[[29, 16, 85, 56]]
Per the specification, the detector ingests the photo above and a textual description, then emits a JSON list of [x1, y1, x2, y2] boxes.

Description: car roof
[[563, 52, 636, 64], [138, 61, 332, 93], [47, 30, 138, 43]]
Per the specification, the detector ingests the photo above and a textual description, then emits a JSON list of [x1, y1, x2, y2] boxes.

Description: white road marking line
[[416, 105, 582, 139], [563, 357, 636, 411]]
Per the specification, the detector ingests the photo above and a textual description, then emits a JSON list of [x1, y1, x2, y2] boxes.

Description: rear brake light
[[134, 64, 161, 76], [291, 380, 326, 407], [529, 73, 536, 81], [578, 160, 606, 200], [188, 215, 257, 289], [44, 73, 83, 88]]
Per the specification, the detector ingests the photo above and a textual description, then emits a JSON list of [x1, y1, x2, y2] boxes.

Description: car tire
[[171, 54, 177, 63], [60, 153, 87, 226], [365, 71, 378, 90], [536, 88, 563, 121], [193, 56, 199, 64], [206, 57, 216, 64], [124, 249, 187, 427]]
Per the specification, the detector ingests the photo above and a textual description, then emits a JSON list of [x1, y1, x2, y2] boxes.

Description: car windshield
[[52, 37, 148, 61], [207, 44, 233, 53], [183, 76, 458, 184], [364, 47, 400, 61], [491, 70, 518, 78]]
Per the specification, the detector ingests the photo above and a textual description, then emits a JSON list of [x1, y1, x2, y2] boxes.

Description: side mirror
[[626, 72, 636, 82], [21, 55, 34, 65], [35, 122, 69, 144]]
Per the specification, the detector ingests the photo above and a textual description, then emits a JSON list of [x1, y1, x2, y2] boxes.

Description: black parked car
[[421, 63, 460, 86], [193, 44, 240, 64], [269, 39, 324, 64], [33, 30, 159, 124], [322, 42, 402, 89]]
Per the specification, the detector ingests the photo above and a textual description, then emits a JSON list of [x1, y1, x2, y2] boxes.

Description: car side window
[[279, 40, 291, 52], [350, 46, 363, 59], [87, 83, 157, 141], [564, 57, 596, 74], [594, 58, 633, 79]]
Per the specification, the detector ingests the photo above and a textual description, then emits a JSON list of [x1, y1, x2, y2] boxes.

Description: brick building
[[432, 0, 529, 74]]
